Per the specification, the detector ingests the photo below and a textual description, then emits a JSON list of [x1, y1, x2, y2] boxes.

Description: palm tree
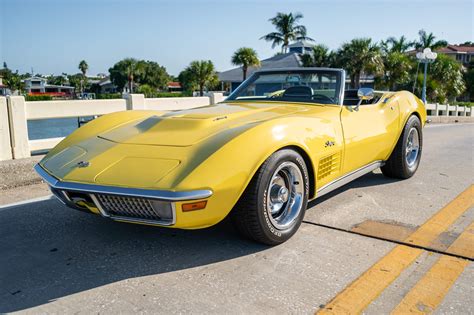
[[231, 47, 260, 81], [415, 30, 448, 51], [78, 60, 88, 76], [260, 12, 314, 53], [386, 35, 414, 53], [336, 38, 384, 89], [184, 60, 218, 96], [78, 60, 88, 94], [301, 44, 335, 67]]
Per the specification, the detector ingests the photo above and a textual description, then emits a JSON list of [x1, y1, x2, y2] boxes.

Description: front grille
[[94, 194, 162, 220]]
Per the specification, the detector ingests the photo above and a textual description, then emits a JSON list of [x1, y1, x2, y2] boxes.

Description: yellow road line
[[446, 221, 474, 259], [391, 222, 473, 314], [317, 185, 474, 315], [405, 185, 474, 247], [318, 246, 422, 314]]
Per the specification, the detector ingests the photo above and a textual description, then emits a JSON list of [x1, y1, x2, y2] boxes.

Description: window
[[227, 70, 343, 105]]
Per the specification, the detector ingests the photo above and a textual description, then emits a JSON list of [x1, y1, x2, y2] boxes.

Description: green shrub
[[453, 102, 473, 107], [147, 92, 190, 98], [25, 95, 53, 101], [96, 93, 123, 99]]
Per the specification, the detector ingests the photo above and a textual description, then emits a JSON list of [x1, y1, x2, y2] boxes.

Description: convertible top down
[[36, 68, 426, 245]]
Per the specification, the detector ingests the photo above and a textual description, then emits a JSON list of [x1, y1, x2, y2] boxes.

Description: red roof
[[168, 82, 181, 88], [437, 45, 474, 53]]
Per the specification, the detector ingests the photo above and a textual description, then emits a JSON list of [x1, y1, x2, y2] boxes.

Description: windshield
[[227, 69, 343, 105]]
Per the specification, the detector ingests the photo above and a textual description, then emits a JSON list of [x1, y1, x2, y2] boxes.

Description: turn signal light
[[182, 200, 207, 212]]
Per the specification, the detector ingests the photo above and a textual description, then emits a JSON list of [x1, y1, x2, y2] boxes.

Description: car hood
[[98, 102, 308, 146]]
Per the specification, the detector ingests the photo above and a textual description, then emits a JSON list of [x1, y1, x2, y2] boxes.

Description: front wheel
[[381, 115, 423, 179], [231, 149, 309, 245]]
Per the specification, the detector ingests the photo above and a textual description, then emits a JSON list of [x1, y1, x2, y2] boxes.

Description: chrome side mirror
[[358, 88, 375, 102], [352, 88, 374, 111]]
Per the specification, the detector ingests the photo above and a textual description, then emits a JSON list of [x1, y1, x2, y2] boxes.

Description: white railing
[[425, 103, 472, 117], [1, 93, 225, 160]]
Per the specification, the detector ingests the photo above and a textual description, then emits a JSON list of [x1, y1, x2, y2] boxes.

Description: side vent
[[317, 152, 341, 180]]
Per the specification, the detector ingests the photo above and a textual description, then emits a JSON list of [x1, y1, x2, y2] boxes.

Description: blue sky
[[1, 0, 472, 76]]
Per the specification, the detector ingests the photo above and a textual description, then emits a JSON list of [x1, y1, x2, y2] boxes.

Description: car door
[[340, 96, 400, 174]]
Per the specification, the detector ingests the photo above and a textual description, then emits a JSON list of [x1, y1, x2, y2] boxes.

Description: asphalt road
[[0, 123, 473, 314]]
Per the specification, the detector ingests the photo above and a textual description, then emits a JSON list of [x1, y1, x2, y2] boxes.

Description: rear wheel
[[232, 149, 309, 245], [381, 115, 422, 179]]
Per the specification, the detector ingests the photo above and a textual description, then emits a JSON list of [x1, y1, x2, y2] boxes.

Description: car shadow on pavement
[[0, 200, 267, 312], [308, 171, 401, 207]]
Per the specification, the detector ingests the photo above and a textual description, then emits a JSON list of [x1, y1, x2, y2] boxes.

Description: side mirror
[[352, 88, 375, 111], [357, 88, 374, 102]]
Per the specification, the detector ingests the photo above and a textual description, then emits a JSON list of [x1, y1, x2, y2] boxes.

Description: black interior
[[282, 86, 314, 100]]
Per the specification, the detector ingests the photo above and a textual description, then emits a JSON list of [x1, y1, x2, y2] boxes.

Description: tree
[[48, 75, 67, 86], [430, 54, 465, 102], [260, 12, 314, 53], [78, 60, 89, 94], [301, 44, 335, 67], [415, 30, 448, 51], [376, 52, 414, 90], [179, 60, 218, 96], [0, 64, 24, 94], [464, 60, 474, 101], [78, 60, 88, 76], [413, 54, 466, 103], [231, 47, 260, 81], [67, 73, 86, 93], [336, 38, 384, 89], [3, 70, 24, 94], [109, 58, 169, 93], [137, 84, 157, 97], [385, 35, 414, 53], [109, 58, 141, 92], [138, 60, 170, 90]]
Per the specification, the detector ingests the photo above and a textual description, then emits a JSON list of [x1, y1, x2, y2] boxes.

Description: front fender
[[172, 114, 343, 228]]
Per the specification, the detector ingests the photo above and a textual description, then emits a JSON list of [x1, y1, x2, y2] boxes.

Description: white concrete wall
[[26, 99, 127, 120], [145, 96, 210, 111], [0, 97, 12, 160], [426, 103, 472, 117]]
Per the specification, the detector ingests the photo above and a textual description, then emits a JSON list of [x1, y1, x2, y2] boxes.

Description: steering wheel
[[312, 94, 335, 103]]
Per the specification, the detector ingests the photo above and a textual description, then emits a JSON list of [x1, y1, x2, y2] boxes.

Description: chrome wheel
[[266, 161, 304, 230], [406, 127, 420, 167]]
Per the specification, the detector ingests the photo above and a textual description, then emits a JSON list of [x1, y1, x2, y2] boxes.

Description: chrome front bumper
[[35, 164, 212, 226]]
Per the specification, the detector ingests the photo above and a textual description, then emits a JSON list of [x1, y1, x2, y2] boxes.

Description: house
[[24, 76, 74, 97], [436, 44, 474, 66], [97, 77, 118, 94], [218, 52, 303, 91], [288, 41, 314, 54], [167, 81, 182, 93], [218, 49, 375, 92]]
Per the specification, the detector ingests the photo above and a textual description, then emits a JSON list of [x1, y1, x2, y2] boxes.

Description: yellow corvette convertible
[[35, 68, 426, 245]]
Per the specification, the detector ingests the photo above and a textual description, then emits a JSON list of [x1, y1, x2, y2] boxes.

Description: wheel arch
[[277, 145, 316, 200]]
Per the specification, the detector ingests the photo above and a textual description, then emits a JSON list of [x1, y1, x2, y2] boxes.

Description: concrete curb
[[426, 116, 473, 124]]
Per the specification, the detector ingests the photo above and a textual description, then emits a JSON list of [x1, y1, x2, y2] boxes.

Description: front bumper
[[35, 164, 213, 227]]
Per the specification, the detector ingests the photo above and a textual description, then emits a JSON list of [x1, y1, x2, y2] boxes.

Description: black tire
[[381, 115, 422, 179], [231, 149, 309, 245]]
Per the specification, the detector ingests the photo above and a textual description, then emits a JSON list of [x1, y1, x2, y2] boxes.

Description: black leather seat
[[282, 86, 313, 100]]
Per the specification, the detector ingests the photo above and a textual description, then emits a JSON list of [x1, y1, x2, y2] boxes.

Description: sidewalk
[[0, 155, 50, 205]]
